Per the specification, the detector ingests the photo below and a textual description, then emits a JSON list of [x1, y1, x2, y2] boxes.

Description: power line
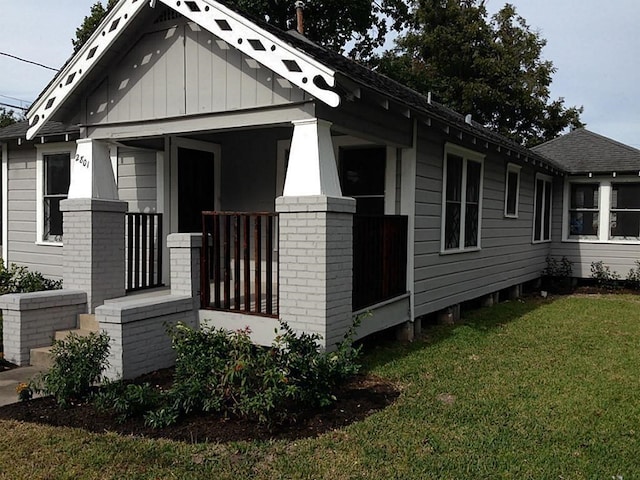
[[0, 101, 28, 111], [0, 93, 30, 104], [0, 51, 57, 71]]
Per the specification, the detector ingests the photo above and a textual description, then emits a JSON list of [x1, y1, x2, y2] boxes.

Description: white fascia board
[[161, 0, 340, 108], [26, 0, 150, 140]]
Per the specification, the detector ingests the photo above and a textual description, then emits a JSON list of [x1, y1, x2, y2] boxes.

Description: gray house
[[0, 0, 632, 378]]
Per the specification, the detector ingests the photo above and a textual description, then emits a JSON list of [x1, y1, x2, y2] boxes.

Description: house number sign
[[75, 154, 90, 169]]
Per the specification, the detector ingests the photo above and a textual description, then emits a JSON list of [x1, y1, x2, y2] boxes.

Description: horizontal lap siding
[[6, 145, 63, 279], [413, 129, 551, 316], [117, 148, 157, 213]]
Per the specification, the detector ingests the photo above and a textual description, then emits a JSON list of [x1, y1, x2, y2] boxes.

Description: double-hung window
[[504, 163, 521, 218], [533, 174, 552, 242], [441, 145, 484, 252], [568, 183, 599, 238], [37, 146, 72, 244], [610, 183, 640, 240]]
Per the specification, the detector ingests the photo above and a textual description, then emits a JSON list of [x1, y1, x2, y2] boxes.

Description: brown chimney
[[295, 1, 305, 35]]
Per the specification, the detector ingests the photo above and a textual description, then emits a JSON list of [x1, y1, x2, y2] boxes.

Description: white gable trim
[[163, 0, 339, 108], [27, 0, 150, 140], [27, 0, 340, 140]]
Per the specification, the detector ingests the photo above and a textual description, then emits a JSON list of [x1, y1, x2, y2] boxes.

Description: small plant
[[93, 380, 163, 423], [541, 256, 573, 293], [626, 260, 640, 290], [0, 260, 62, 295], [16, 382, 32, 402], [31, 331, 110, 407], [590, 261, 620, 290]]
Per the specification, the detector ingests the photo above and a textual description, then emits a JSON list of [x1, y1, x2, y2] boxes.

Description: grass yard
[[1, 294, 639, 479]]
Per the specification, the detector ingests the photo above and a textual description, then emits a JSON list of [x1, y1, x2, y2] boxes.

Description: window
[[569, 183, 599, 238], [504, 163, 521, 217], [610, 183, 640, 240], [533, 174, 552, 242], [441, 145, 484, 252], [37, 145, 73, 244]]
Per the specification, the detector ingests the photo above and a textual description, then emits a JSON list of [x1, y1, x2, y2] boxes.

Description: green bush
[[0, 260, 62, 295], [149, 318, 362, 427], [541, 256, 573, 293], [31, 331, 110, 407], [93, 380, 163, 423], [626, 260, 640, 290], [590, 261, 620, 290]]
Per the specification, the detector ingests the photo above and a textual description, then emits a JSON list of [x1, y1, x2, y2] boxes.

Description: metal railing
[[125, 213, 163, 292]]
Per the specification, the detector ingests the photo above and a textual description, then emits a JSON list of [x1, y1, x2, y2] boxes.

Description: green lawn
[[1, 295, 640, 479]]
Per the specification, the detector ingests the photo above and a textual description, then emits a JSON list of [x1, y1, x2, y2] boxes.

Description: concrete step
[[54, 329, 96, 341], [30, 346, 53, 369], [79, 314, 98, 331]]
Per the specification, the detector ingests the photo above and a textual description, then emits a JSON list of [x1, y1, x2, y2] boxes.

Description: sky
[[1, 0, 639, 147]]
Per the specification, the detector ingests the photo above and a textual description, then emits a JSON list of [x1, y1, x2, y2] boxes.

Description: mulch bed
[[0, 369, 400, 443]]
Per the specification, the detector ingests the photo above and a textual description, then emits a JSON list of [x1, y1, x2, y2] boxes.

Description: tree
[[72, 0, 409, 58], [0, 107, 18, 128], [375, 0, 583, 146]]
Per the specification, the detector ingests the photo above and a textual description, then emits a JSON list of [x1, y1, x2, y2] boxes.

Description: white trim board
[[2, 143, 8, 262]]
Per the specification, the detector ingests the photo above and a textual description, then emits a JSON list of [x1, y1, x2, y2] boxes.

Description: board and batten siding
[[6, 145, 63, 279], [117, 148, 158, 213], [412, 128, 553, 317], [85, 20, 308, 127], [550, 178, 640, 278]]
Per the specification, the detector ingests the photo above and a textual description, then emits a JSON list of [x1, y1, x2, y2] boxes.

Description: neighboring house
[[534, 128, 640, 277], [0, 0, 632, 378]]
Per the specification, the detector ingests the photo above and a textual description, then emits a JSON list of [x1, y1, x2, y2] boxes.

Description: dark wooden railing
[[201, 212, 278, 317], [125, 213, 163, 292], [353, 215, 408, 311]]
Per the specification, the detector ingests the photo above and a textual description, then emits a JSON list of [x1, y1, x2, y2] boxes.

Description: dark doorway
[[178, 147, 217, 233], [339, 146, 386, 215]]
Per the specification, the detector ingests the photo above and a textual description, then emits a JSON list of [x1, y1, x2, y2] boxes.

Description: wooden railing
[[125, 213, 163, 292], [201, 212, 278, 317], [353, 215, 408, 311]]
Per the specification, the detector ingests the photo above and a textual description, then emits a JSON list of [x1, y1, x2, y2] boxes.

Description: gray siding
[[6, 144, 64, 279], [550, 179, 640, 278], [86, 21, 307, 126], [117, 148, 157, 213], [413, 127, 553, 317]]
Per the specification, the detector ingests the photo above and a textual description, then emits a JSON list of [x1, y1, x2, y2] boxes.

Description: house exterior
[[1, 0, 634, 379]]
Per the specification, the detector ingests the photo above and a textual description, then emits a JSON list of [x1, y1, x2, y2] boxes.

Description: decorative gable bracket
[[161, 0, 340, 108], [26, 0, 150, 140]]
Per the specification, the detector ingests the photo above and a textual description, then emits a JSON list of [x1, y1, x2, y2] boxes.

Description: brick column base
[[276, 195, 356, 349], [60, 199, 128, 312]]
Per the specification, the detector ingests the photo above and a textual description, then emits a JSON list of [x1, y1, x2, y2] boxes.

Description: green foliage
[[151, 318, 362, 427], [72, 0, 118, 53], [93, 380, 163, 423], [0, 107, 19, 128], [375, 0, 583, 146], [0, 260, 62, 295], [626, 260, 640, 290], [541, 255, 573, 293], [31, 332, 111, 407], [590, 261, 620, 290]]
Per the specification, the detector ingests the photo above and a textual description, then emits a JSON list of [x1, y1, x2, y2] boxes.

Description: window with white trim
[[533, 174, 552, 242], [504, 163, 521, 218], [568, 183, 599, 238], [610, 183, 640, 240], [37, 145, 73, 244], [441, 145, 484, 252]]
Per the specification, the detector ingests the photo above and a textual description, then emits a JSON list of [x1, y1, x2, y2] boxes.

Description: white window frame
[[532, 173, 553, 243], [565, 180, 601, 240], [504, 163, 521, 218], [36, 143, 76, 246], [440, 143, 485, 254]]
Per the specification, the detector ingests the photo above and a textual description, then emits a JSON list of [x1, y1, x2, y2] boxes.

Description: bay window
[[569, 183, 599, 238], [610, 183, 640, 240]]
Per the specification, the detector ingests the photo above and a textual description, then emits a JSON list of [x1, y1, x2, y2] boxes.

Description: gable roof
[[533, 128, 640, 174], [18, 0, 562, 174]]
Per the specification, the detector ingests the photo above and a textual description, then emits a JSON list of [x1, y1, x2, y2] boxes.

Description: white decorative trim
[[26, 0, 149, 140], [2, 143, 8, 262], [35, 142, 77, 245], [159, 0, 340, 107]]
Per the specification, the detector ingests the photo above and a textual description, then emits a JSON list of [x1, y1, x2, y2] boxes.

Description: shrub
[[541, 256, 573, 293], [93, 380, 163, 423], [151, 317, 362, 427], [31, 331, 110, 407], [626, 261, 640, 290], [590, 261, 620, 290], [0, 260, 62, 295]]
